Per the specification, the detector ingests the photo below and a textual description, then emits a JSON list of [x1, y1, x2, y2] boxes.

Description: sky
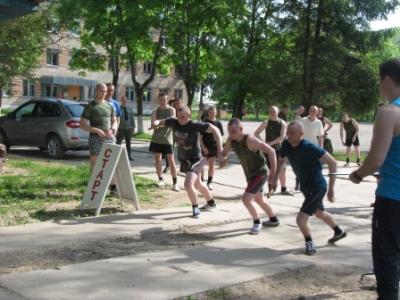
[[370, 9, 400, 30]]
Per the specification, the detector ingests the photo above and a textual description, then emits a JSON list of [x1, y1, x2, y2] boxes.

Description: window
[[23, 80, 35, 97], [174, 89, 183, 99], [68, 51, 73, 67], [160, 35, 167, 48], [46, 48, 59, 66], [159, 89, 168, 95], [88, 87, 95, 100], [175, 65, 183, 77], [15, 103, 36, 118], [126, 87, 135, 101], [35, 103, 54, 118], [44, 85, 58, 98], [143, 89, 152, 102], [143, 62, 153, 74]]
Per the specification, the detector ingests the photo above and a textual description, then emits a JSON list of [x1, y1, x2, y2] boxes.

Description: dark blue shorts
[[179, 157, 205, 175], [301, 189, 326, 216], [345, 136, 360, 147]]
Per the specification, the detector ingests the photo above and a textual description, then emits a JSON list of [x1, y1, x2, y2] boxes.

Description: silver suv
[[0, 99, 89, 159]]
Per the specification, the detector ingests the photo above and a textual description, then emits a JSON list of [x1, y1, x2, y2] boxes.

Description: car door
[[6, 102, 37, 145], [29, 102, 58, 146]]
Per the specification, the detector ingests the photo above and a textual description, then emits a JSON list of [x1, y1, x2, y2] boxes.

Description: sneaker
[[207, 183, 213, 190], [157, 180, 165, 187], [199, 203, 217, 211], [357, 162, 362, 166], [110, 189, 118, 197], [327, 231, 347, 244], [172, 183, 180, 192], [281, 190, 294, 196], [305, 241, 316, 256], [163, 166, 169, 173], [249, 223, 262, 235], [192, 207, 200, 218], [262, 220, 280, 227], [343, 162, 350, 167]]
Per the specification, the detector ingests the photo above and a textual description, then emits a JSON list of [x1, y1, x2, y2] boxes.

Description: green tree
[[167, 0, 221, 108], [0, 5, 61, 108]]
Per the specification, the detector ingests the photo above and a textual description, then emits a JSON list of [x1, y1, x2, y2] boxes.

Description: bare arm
[[80, 117, 104, 137], [320, 152, 337, 202], [254, 121, 268, 140], [352, 119, 359, 140], [324, 117, 333, 133], [206, 124, 224, 165], [339, 123, 344, 145]]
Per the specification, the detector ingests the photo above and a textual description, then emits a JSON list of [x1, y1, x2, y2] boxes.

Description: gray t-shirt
[[164, 118, 209, 160]]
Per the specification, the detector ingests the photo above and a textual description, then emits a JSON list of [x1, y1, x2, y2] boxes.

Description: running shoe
[[192, 207, 201, 218], [199, 203, 217, 211], [327, 231, 347, 244], [343, 162, 350, 167], [281, 190, 294, 196], [157, 180, 165, 187], [249, 223, 262, 235], [172, 183, 180, 192], [305, 241, 316, 256], [110, 189, 118, 197], [262, 220, 280, 227], [207, 183, 213, 190]]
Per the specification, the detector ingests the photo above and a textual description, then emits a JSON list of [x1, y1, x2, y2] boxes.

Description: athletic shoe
[[305, 241, 316, 256], [249, 223, 262, 235], [207, 183, 213, 190], [327, 231, 347, 244], [281, 190, 294, 196], [172, 184, 180, 192], [157, 180, 165, 187], [357, 162, 362, 166], [262, 220, 280, 227], [343, 162, 350, 167], [163, 166, 169, 173], [110, 189, 118, 197], [199, 203, 217, 211], [192, 207, 200, 218]]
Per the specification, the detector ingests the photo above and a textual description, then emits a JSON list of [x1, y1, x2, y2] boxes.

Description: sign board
[[80, 144, 140, 216]]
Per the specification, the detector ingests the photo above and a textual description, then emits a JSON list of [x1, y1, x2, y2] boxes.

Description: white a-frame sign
[[80, 144, 140, 216]]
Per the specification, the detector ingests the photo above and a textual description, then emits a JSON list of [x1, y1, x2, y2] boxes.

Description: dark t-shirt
[[164, 118, 209, 160], [280, 139, 327, 194], [200, 119, 224, 147], [278, 111, 287, 122]]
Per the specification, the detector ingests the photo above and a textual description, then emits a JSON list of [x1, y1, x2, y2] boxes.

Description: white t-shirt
[[301, 117, 324, 146]]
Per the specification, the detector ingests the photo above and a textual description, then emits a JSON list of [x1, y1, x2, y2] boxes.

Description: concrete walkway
[[0, 140, 377, 300]]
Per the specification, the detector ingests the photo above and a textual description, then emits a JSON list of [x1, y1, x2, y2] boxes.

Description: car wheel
[[46, 135, 66, 159], [0, 129, 11, 151]]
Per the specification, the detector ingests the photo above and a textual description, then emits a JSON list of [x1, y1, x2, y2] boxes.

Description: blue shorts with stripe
[[301, 189, 327, 216], [245, 175, 268, 194]]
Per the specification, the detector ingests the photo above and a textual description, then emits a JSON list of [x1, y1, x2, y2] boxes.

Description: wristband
[[353, 171, 363, 181]]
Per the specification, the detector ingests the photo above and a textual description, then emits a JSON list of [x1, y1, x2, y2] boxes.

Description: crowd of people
[[76, 57, 400, 299]]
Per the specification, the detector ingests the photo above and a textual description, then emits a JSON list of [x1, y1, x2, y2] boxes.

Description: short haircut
[[177, 105, 191, 114], [159, 93, 167, 98], [208, 106, 217, 111], [288, 120, 304, 132], [379, 58, 400, 86], [228, 117, 241, 127]]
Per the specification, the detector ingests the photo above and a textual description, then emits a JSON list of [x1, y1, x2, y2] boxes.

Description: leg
[[346, 146, 351, 161], [116, 130, 123, 145], [184, 172, 200, 205], [253, 192, 276, 218], [314, 209, 338, 228], [166, 153, 177, 179], [89, 155, 97, 174], [373, 196, 400, 300], [296, 211, 312, 237], [154, 153, 163, 179], [125, 130, 133, 158], [194, 174, 213, 201], [354, 145, 360, 159]]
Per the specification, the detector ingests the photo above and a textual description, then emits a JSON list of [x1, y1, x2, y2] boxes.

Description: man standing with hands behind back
[[117, 95, 136, 161]]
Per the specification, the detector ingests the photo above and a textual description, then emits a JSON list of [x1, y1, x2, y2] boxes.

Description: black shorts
[[149, 142, 174, 155], [179, 157, 205, 174], [301, 189, 326, 216], [245, 175, 267, 194], [201, 143, 218, 158], [345, 136, 360, 147], [266, 149, 285, 169]]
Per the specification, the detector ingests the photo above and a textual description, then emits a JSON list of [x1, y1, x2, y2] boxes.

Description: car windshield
[[65, 103, 87, 118]]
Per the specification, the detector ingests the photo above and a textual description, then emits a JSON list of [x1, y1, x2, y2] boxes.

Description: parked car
[[0, 99, 89, 159]]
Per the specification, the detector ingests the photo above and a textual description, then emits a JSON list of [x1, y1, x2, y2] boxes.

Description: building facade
[[4, 30, 186, 114]]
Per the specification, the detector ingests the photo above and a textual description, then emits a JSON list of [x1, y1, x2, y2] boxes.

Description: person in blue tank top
[[350, 58, 400, 300]]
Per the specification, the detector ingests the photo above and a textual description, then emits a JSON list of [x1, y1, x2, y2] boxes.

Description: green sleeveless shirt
[[265, 118, 283, 150], [151, 106, 174, 145], [343, 118, 356, 139], [231, 135, 268, 181]]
